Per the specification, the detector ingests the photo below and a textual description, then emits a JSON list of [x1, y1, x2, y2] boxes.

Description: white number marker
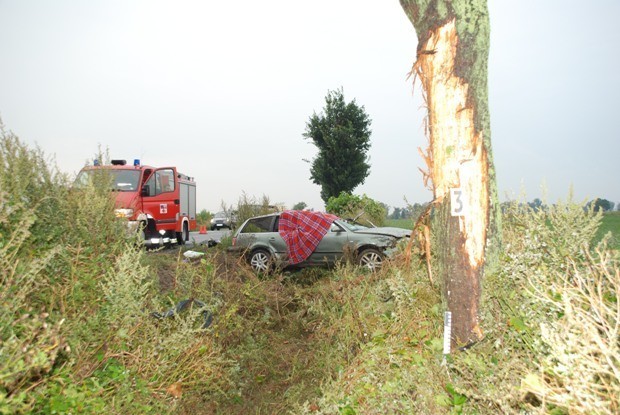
[[450, 188, 468, 217]]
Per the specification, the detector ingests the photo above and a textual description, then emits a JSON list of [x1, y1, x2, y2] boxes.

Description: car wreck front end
[[338, 221, 411, 267]]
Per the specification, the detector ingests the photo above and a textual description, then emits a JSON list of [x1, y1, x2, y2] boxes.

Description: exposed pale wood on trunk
[[415, 20, 488, 272]]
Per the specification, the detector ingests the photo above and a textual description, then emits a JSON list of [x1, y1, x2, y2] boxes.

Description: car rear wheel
[[249, 249, 272, 273], [357, 248, 384, 271]]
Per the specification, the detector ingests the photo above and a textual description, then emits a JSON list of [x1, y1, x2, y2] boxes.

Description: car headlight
[[114, 208, 134, 218]]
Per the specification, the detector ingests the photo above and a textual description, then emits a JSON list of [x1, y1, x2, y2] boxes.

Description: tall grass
[[0, 124, 231, 413], [293, 198, 618, 414]]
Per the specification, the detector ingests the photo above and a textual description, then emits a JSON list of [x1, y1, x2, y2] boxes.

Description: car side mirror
[[141, 185, 150, 197]]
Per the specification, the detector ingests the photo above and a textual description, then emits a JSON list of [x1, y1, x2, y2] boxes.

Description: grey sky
[[1, 0, 618, 212]]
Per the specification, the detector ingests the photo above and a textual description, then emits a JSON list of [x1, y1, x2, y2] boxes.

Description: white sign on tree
[[450, 188, 469, 217]]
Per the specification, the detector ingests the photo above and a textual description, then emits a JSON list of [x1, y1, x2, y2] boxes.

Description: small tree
[[303, 88, 372, 203], [292, 201, 307, 210], [196, 209, 212, 226]]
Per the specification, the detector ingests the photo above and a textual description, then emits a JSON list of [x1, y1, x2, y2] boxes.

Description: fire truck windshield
[[75, 169, 141, 192]]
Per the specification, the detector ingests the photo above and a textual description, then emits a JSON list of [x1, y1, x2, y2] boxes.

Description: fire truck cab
[[76, 159, 197, 246]]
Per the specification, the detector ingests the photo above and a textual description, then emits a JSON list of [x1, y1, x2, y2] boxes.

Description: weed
[[523, 245, 619, 413]]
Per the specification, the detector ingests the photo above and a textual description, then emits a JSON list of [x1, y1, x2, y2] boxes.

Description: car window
[[240, 216, 274, 233], [339, 220, 368, 232]]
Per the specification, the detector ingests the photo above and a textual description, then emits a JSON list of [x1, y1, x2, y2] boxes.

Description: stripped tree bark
[[400, 0, 501, 347]]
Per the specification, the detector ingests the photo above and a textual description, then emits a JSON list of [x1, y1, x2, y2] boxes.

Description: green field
[[597, 211, 620, 250], [385, 218, 415, 229]]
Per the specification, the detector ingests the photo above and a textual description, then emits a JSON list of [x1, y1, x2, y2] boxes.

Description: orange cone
[[199, 225, 207, 234]]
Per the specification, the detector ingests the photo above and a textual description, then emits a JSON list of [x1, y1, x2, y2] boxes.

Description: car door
[[238, 215, 287, 258], [308, 221, 349, 265], [141, 167, 179, 228], [269, 216, 288, 257]]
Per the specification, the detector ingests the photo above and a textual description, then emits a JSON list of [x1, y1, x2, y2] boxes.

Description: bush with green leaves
[[0, 193, 65, 413], [0, 124, 72, 413], [325, 192, 386, 227]]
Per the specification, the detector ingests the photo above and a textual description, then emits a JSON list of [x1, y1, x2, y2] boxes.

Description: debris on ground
[[183, 250, 206, 259], [151, 298, 213, 329]]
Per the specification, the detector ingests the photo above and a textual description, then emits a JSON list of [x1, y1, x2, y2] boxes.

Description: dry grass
[[523, 246, 619, 414]]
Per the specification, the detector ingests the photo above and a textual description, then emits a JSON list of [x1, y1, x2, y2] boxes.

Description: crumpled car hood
[[353, 227, 411, 238]]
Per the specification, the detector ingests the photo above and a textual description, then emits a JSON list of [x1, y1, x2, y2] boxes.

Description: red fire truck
[[75, 159, 197, 246]]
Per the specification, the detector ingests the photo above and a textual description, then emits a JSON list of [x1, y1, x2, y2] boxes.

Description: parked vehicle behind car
[[210, 211, 235, 230], [230, 211, 410, 273]]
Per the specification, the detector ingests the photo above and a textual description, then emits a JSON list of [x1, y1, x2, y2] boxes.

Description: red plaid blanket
[[278, 210, 337, 264]]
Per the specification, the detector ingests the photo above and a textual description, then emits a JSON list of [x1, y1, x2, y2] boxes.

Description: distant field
[[597, 211, 620, 250], [385, 218, 414, 229], [386, 212, 620, 250]]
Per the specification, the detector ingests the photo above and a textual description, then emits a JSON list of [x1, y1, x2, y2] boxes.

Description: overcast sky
[[1, 0, 618, 212]]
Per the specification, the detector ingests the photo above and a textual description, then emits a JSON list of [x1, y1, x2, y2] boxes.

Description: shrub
[[523, 246, 619, 413], [234, 192, 281, 226], [491, 197, 618, 414], [0, 192, 66, 413], [326, 192, 386, 227], [0, 124, 73, 413], [502, 198, 619, 413]]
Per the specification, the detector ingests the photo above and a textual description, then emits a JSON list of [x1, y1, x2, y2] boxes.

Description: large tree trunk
[[400, 0, 501, 347]]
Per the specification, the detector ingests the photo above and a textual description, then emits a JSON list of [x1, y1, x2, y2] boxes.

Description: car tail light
[[232, 237, 236, 246]]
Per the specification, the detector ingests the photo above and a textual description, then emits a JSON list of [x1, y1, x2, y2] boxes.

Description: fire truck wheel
[[176, 223, 189, 245]]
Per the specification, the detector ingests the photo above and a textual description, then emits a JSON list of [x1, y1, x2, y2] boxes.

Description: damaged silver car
[[230, 211, 410, 273]]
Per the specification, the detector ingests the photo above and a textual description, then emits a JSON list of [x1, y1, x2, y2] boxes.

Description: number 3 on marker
[[450, 188, 468, 217]]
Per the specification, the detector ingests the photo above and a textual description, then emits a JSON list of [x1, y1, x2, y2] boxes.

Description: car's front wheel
[[357, 248, 384, 271], [249, 249, 272, 273]]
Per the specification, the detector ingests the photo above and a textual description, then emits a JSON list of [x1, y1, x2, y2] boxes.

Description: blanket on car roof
[[278, 210, 338, 265]]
